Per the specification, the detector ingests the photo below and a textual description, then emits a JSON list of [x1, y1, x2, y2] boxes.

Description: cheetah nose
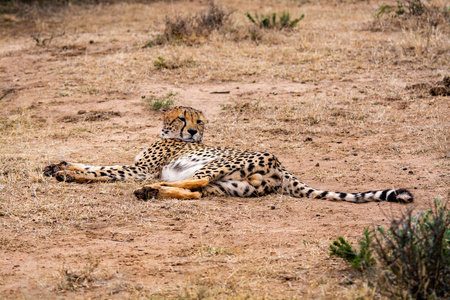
[[188, 129, 197, 135]]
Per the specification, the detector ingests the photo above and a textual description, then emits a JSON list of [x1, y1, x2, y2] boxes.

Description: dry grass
[[0, 0, 449, 299]]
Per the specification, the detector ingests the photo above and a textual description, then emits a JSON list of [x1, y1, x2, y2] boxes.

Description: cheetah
[[44, 106, 413, 203]]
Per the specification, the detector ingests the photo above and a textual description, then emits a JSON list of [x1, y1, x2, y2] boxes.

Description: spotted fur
[[44, 106, 413, 203]]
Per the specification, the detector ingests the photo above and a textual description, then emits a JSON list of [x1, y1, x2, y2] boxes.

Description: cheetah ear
[[159, 108, 169, 113]]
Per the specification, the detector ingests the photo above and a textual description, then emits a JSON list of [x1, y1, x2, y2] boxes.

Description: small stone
[[270, 206, 276, 210]]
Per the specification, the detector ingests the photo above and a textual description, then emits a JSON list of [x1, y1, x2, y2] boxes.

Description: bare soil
[[0, 1, 448, 299]]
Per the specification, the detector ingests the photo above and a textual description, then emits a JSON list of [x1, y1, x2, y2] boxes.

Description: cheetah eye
[[178, 117, 186, 122]]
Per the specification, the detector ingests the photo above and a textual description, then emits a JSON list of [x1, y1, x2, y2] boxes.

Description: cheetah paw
[[43, 161, 69, 177], [134, 186, 159, 201], [55, 170, 76, 183]]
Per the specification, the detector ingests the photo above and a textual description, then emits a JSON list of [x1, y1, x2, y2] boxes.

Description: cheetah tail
[[308, 188, 414, 203], [282, 172, 413, 203]]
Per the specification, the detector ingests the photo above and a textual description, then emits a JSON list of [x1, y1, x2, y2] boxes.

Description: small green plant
[[145, 92, 177, 110], [153, 55, 196, 70], [154, 56, 168, 69], [246, 12, 304, 30], [375, 4, 393, 18], [219, 104, 231, 110], [330, 228, 376, 272], [205, 247, 232, 255]]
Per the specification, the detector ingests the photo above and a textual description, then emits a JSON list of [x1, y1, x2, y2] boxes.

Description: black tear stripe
[[180, 122, 186, 137], [178, 111, 189, 137]]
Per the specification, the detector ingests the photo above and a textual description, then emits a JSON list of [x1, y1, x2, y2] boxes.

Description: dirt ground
[[0, 0, 449, 299]]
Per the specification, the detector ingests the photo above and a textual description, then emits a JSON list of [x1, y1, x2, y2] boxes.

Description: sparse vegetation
[[373, 0, 449, 32], [331, 199, 450, 299], [376, 0, 427, 18], [153, 55, 195, 70], [145, 92, 177, 110], [245, 12, 304, 30]]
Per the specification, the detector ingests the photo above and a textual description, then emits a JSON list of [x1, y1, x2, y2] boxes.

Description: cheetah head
[[160, 106, 205, 142]]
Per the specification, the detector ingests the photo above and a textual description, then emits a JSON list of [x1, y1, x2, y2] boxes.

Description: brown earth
[[0, 0, 449, 299]]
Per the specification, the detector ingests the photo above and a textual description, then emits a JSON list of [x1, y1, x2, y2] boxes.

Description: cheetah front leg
[[148, 178, 210, 190], [43, 161, 153, 183], [134, 185, 202, 200], [134, 178, 209, 200]]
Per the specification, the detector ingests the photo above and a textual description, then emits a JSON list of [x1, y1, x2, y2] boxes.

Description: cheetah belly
[[160, 155, 216, 182]]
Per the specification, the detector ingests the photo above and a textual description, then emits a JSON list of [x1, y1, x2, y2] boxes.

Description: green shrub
[[330, 199, 450, 299], [246, 12, 304, 30], [373, 199, 450, 299]]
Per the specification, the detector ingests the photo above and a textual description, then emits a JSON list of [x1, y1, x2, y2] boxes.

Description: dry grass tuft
[[55, 257, 100, 291], [149, 1, 234, 46]]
